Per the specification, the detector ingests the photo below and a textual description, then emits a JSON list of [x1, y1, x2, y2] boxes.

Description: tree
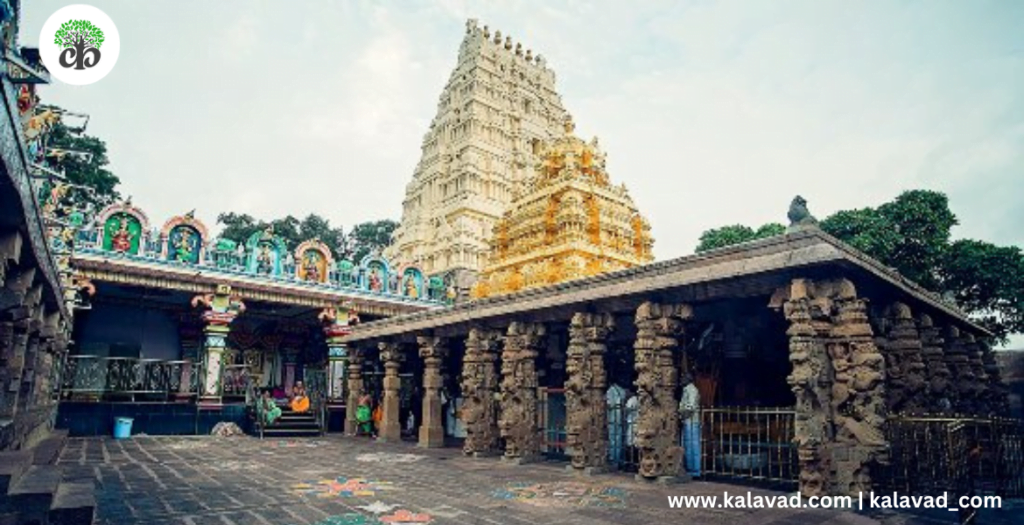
[[695, 223, 785, 253], [47, 117, 120, 208], [215, 213, 393, 262], [54, 19, 105, 50], [694, 190, 1023, 343], [346, 219, 398, 262]]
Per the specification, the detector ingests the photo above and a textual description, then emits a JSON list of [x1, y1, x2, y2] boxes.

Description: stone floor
[[55, 435, 992, 525]]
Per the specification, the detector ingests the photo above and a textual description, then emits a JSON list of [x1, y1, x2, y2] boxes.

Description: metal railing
[[538, 387, 567, 459], [700, 406, 798, 486], [883, 415, 1024, 499], [60, 355, 199, 401], [220, 364, 253, 399]]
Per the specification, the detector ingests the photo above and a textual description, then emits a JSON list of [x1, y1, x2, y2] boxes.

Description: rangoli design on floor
[[355, 452, 425, 464], [491, 481, 628, 508], [161, 439, 210, 450], [207, 459, 261, 471], [291, 477, 395, 498], [287, 511, 433, 525]]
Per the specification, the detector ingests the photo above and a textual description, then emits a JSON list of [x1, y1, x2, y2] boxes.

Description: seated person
[[259, 389, 282, 426], [290, 381, 310, 413], [356, 394, 373, 437]]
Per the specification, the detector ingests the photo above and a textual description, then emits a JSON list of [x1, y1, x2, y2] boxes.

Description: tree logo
[[40, 5, 120, 85]]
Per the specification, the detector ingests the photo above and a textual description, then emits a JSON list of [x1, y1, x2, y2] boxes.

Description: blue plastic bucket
[[113, 417, 133, 439]]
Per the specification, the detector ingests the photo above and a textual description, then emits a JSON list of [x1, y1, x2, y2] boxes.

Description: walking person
[[678, 373, 701, 478]]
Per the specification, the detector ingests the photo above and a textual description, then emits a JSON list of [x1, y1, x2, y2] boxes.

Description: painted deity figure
[[173, 228, 194, 263], [111, 216, 133, 253], [405, 275, 418, 298], [256, 244, 273, 274], [303, 251, 321, 281], [368, 268, 383, 292]]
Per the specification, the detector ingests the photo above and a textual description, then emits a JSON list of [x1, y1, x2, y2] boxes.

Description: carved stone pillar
[[979, 340, 1010, 416], [499, 321, 545, 463], [633, 301, 690, 481], [417, 336, 448, 448], [828, 281, 887, 497], [917, 314, 952, 413], [192, 285, 245, 404], [344, 347, 366, 435], [963, 334, 989, 414], [881, 302, 927, 415], [461, 327, 502, 456], [377, 342, 403, 442], [565, 312, 614, 474], [943, 326, 974, 413]]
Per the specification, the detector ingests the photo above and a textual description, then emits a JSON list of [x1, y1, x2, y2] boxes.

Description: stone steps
[[0, 432, 94, 525]]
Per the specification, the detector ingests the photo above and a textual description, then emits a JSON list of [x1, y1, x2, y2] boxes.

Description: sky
[[22, 1, 1024, 341]]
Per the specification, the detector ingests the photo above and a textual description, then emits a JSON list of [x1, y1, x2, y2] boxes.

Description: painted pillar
[[192, 284, 245, 404], [377, 342, 403, 442], [177, 316, 204, 399], [344, 347, 365, 436], [499, 321, 545, 464], [882, 302, 927, 415], [461, 328, 502, 456], [319, 303, 359, 402], [917, 314, 952, 413], [633, 301, 690, 481], [565, 312, 614, 474], [417, 336, 448, 448]]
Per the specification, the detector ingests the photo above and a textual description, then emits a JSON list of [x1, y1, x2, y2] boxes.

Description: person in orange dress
[[289, 381, 310, 413]]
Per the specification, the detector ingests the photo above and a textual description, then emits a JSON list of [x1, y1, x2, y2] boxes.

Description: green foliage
[[216, 213, 395, 262], [54, 19, 104, 49], [694, 189, 1022, 343], [695, 222, 785, 253], [47, 118, 120, 209]]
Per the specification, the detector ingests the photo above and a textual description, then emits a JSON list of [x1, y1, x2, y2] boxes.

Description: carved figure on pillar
[[344, 347, 366, 435], [377, 342, 404, 442], [417, 336, 449, 448], [962, 334, 990, 414], [461, 328, 502, 456], [881, 303, 927, 415], [191, 284, 246, 402], [979, 340, 1010, 416], [633, 301, 690, 480], [499, 321, 545, 463], [916, 314, 952, 413], [944, 326, 975, 413], [320, 302, 360, 401], [565, 312, 613, 473]]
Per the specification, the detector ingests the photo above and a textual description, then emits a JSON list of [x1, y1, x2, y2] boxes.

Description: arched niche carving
[[294, 239, 334, 283], [160, 212, 209, 264], [96, 201, 150, 256]]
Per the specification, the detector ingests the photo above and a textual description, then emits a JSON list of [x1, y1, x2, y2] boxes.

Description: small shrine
[[471, 117, 654, 299]]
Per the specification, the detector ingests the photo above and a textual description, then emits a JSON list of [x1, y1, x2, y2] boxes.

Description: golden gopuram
[[471, 117, 654, 299]]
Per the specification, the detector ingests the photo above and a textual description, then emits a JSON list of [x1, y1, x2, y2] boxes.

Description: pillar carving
[[979, 340, 1010, 416], [320, 303, 360, 402], [774, 278, 887, 498], [943, 326, 974, 413], [499, 321, 545, 463], [417, 336, 448, 448], [633, 301, 691, 480], [916, 314, 952, 413], [881, 302, 927, 415], [565, 312, 614, 473], [828, 281, 887, 497], [344, 347, 366, 435], [461, 327, 502, 456], [377, 342, 403, 442], [963, 334, 989, 414], [191, 285, 245, 403]]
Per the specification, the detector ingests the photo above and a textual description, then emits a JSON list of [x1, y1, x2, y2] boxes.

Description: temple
[[471, 116, 653, 298], [386, 20, 569, 293]]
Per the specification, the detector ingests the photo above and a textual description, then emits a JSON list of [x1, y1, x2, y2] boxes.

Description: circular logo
[[38, 5, 120, 86]]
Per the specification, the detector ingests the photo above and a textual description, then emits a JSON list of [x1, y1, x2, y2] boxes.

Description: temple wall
[[75, 302, 181, 359], [996, 349, 1024, 419]]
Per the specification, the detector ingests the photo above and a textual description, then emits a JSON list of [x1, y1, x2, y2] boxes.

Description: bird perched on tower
[[787, 195, 818, 230]]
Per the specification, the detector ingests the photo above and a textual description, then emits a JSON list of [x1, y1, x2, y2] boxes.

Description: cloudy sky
[[22, 2, 1023, 336]]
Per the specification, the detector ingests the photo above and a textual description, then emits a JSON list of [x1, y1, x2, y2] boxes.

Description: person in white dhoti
[[605, 384, 627, 466], [678, 373, 701, 477]]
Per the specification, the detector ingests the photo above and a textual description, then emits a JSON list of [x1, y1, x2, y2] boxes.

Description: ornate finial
[[504, 36, 513, 50], [525, 49, 533, 61], [515, 42, 523, 56], [494, 30, 502, 44], [483, 25, 490, 38], [185, 209, 195, 219], [786, 195, 819, 231]]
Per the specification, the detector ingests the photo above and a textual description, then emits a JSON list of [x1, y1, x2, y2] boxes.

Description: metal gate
[[538, 387, 567, 458], [700, 406, 798, 486]]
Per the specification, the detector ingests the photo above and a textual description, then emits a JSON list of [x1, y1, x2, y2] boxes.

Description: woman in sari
[[290, 381, 310, 413], [259, 389, 282, 426], [356, 394, 373, 437]]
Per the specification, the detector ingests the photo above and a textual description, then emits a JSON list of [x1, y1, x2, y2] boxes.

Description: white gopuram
[[385, 19, 570, 285]]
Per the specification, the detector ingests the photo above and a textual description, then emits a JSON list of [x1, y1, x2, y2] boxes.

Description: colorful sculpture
[[96, 201, 149, 256], [400, 266, 425, 299], [360, 255, 390, 293], [244, 226, 286, 276], [295, 239, 333, 283], [161, 211, 208, 265]]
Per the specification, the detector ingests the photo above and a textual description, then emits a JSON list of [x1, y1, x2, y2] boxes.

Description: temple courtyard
[[50, 436, 1013, 525]]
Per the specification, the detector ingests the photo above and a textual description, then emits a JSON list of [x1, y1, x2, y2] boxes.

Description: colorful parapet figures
[[96, 201, 149, 255], [295, 239, 333, 283], [400, 266, 425, 299], [161, 211, 207, 265], [245, 226, 287, 276], [361, 255, 389, 293]]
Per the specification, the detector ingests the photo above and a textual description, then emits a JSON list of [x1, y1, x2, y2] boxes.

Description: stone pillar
[[461, 327, 502, 456], [499, 321, 545, 464], [943, 326, 974, 413], [917, 314, 952, 413], [344, 347, 366, 435], [881, 302, 927, 415], [417, 336, 448, 448], [963, 334, 989, 414], [192, 285, 245, 404], [283, 349, 300, 394], [565, 312, 614, 474], [980, 340, 1010, 416], [377, 342, 403, 442], [827, 280, 887, 497], [633, 301, 691, 481]]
